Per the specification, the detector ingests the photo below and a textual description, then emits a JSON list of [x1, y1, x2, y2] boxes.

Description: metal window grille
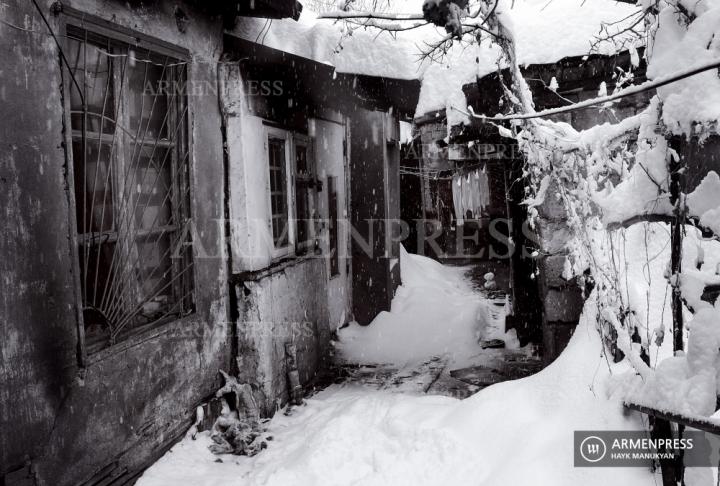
[[65, 25, 194, 351]]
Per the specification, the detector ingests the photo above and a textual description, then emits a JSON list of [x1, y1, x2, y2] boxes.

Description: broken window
[[65, 25, 194, 352]]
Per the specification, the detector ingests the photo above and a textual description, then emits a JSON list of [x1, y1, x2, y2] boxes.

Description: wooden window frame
[[265, 126, 296, 259], [293, 134, 317, 254], [264, 126, 319, 261]]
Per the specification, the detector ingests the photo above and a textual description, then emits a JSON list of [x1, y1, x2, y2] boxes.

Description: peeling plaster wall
[[227, 112, 277, 271], [219, 63, 337, 415], [235, 259, 331, 415], [0, 1, 229, 485], [314, 117, 352, 329]]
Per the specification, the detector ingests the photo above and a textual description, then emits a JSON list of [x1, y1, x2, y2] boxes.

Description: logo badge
[[580, 436, 607, 463]]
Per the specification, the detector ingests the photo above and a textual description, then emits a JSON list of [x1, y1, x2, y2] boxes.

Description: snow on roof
[[230, 0, 642, 121], [232, 9, 422, 80]]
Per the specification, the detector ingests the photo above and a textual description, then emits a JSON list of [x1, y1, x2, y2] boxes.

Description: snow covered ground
[[335, 246, 518, 368], [137, 249, 660, 486], [136, 299, 654, 486]]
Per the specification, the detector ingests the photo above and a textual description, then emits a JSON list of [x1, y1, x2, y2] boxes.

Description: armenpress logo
[[580, 436, 607, 463]]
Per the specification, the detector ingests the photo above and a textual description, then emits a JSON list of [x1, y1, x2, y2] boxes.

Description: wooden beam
[[625, 402, 720, 436], [605, 213, 673, 231]]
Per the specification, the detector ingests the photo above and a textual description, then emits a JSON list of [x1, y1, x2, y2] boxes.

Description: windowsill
[[83, 313, 195, 366], [232, 253, 319, 283]]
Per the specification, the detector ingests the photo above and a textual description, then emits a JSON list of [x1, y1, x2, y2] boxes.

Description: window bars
[[66, 26, 194, 350]]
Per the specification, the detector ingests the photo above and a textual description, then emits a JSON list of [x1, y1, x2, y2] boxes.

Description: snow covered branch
[[316, 11, 426, 21]]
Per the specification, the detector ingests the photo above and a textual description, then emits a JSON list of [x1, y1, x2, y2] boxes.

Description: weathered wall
[[534, 179, 585, 365], [219, 62, 340, 414], [314, 117, 352, 329], [0, 1, 229, 485], [349, 107, 402, 325], [226, 112, 277, 271], [528, 56, 652, 364], [234, 258, 331, 415]]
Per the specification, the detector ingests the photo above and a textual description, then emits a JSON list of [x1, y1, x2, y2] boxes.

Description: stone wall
[[534, 180, 585, 364]]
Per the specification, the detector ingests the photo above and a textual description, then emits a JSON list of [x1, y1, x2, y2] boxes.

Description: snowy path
[[335, 249, 538, 398], [335, 247, 522, 370], [137, 252, 656, 486], [137, 308, 654, 486]]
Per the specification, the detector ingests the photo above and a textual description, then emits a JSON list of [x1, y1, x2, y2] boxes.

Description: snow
[[229, 0, 643, 122], [647, 1, 720, 134], [584, 222, 676, 363], [594, 127, 675, 226], [417, 0, 643, 123], [687, 171, 720, 219], [137, 295, 654, 486], [621, 302, 720, 418], [335, 246, 503, 367], [595, 221, 720, 420], [686, 171, 720, 237], [232, 10, 421, 81], [524, 174, 551, 207], [700, 207, 720, 236]]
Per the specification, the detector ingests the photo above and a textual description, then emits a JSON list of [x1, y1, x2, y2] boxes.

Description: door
[[314, 117, 351, 328]]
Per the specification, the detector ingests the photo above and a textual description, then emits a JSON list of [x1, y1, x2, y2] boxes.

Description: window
[[65, 25, 194, 351], [267, 133, 291, 251], [265, 128, 317, 258], [294, 136, 317, 253], [327, 176, 340, 276]]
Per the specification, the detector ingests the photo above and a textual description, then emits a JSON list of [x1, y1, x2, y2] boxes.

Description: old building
[[0, 1, 417, 484], [404, 47, 653, 362]]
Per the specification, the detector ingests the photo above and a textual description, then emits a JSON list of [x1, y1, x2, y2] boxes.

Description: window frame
[[327, 175, 341, 277], [293, 134, 317, 254], [59, 13, 195, 363], [263, 126, 319, 261], [265, 126, 296, 259]]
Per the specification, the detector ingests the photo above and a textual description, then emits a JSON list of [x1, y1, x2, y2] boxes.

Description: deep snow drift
[[136, 295, 653, 486], [135, 244, 673, 486], [335, 247, 515, 368]]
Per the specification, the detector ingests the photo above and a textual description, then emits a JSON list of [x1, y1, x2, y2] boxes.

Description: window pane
[[80, 241, 116, 343], [136, 234, 173, 315], [72, 140, 115, 234], [295, 181, 311, 246], [131, 146, 172, 230], [328, 176, 340, 276], [127, 53, 171, 140], [268, 138, 289, 248], [296, 144, 308, 175], [67, 35, 115, 134]]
